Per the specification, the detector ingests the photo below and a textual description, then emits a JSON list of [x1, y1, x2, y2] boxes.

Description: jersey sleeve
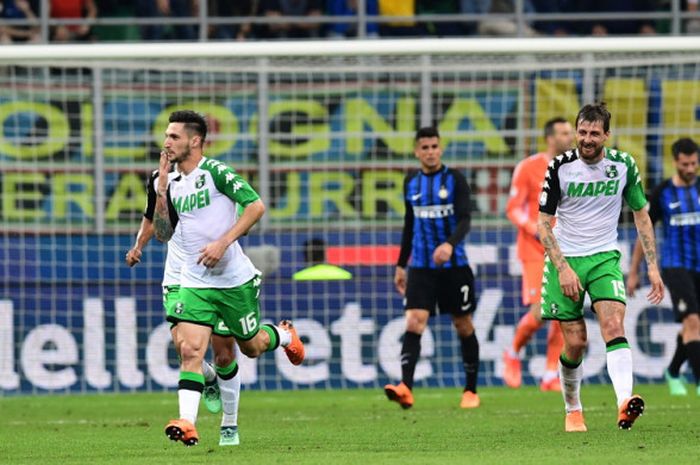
[[538, 157, 561, 215], [204, 159, 260, 207], [397, 174, 414, 268], [622, 155, 647, 211], [143, 170, 158, 221]]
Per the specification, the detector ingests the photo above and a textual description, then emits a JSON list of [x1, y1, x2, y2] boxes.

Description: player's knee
[[214, 352, 234, 367], [179, 341, 203, 362], [601, 319, 624, 340]]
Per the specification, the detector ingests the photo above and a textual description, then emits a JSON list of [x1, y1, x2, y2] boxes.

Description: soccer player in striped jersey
[[384, 127, 480, 409], [503, 117, 571, 391], [126, 166, 243, 446], [153, 110, 304, 446], [538, 102, 664, 432], [628, 137, 700, 397]]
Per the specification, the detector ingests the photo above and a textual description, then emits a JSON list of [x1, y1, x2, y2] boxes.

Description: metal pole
[[92, 68, 106, 235], [357, 0, 367, 39], [671, 0, 681, 36], [515, 0, 525, 37], [40, 0, 50, 43], [199, 0, 208, 41], [582, 52, 595, 105], [257, 58, 271, 231], [420, 55, 432, 127]]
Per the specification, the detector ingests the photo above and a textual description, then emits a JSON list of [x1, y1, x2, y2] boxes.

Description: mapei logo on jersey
[[566, 180, 620, 197], [195, 174, 206, 189], [605, 165, 618, 179], [172, 189, 211, 213]]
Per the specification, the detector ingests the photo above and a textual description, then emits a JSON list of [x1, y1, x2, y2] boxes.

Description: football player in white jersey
[[153, 110, 304, 447], [537, 102, 664, 432], [126, 166, 242, 446]]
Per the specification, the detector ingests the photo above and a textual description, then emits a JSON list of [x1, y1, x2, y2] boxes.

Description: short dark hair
[[415, 126, 440, 141], [576, 102, 611, 133], [543, 117, 568, 139], [169, 110, 207, 145], [671, 137, 699, 159]]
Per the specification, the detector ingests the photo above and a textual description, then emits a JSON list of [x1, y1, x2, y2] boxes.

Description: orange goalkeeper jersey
[[506, 152, 550, 262]]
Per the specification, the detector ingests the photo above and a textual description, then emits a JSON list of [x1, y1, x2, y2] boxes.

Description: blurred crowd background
[[1, 0, 699, 44]]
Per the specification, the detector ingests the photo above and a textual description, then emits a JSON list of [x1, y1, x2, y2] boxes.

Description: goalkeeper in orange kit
[[502, 117, 573, 391]]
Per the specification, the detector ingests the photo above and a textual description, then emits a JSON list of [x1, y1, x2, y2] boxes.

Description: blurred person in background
[[208, 0, 258, 40], [50, 0, 97, 42], [327, 0, 379, 38], [136, 0, 198, 41], [575, 0, 657, 35], [0, 0, 40, 43], [258, 0, 323, 39]]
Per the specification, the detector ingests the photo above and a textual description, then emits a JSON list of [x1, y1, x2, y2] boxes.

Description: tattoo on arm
[[635, 212, 658, 268], [538, 213, 567, 271], [154, 196, 173, 242]]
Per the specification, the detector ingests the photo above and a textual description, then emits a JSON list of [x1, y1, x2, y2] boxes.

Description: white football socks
[[178, 389, 201, 424], [219, 372, 241, 427], [559, 359, 583, 413], [606, 347, 633, 407]]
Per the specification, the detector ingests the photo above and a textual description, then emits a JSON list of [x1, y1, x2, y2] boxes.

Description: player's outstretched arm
[[632, 208, 664, 304], [197, 199, 265, 268], [537, 211, 583, 301], [125, 217, 154, 267]]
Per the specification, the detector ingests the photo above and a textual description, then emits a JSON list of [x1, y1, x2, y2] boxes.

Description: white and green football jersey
[[539, 147, 647, 257], [167, 157, 261, 288]]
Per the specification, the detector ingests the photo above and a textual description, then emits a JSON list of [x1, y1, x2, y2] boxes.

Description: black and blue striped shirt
[[397, 165, 471, 269], [649, 178, 700, 271]]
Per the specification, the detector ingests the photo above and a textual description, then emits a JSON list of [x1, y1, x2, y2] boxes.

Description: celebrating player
[[537, 102, 664, 432], [384, 127, 480, 410], [503, 117, 572, 391], [628, 137, 700, 397], [153, 110, 304, 446], [126, 165, 243, 446]]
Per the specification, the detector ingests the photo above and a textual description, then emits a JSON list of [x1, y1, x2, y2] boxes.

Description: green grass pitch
[[1, 384, 698, 465]]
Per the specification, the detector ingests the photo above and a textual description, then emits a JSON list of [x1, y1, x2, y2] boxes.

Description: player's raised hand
[[157, 150, 170, 196], [646, 267, 664, 305], [432, 242, 453, 266], [198, 239, 228, 268], [558, 264, 583, 302], [394, 266, 407, 296], [125, 247, 142, 267]]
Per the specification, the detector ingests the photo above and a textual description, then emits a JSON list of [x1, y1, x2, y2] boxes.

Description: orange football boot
[[565, 410, 587, 432], [280, 320, 305, 366], [540, 377, 562, 392], [384, 382, 414, 409], [618, 395, 645, 430], [460, 391, 480, 409], [164, 419, 199, 446]]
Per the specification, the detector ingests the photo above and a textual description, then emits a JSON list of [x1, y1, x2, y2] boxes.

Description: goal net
[[1, 38, 697, 394]]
